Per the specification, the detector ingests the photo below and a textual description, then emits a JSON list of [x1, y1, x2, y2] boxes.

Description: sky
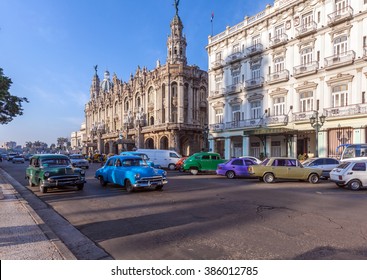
[[0, 0, 270, 147]]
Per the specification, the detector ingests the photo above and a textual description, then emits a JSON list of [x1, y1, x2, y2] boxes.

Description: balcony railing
[[246, 43, 264, 56], [324, 104, 367, 118], [209, 123, 224, 132], [211, 59, 225, 70], [324, 50, 355, 70], [267, 69, 289, 85], [227, 52, 244, 64], [226, 83, 243, 94], [209, 89, 225, 99], [296, 21, 317, 38], [292, 111, 315, 122], [244, 77, 264, 89], [269, 33, 288, 48], [327, 6, 353, 26], [264, 115, 288, 126], [293, 61, 319, 78]]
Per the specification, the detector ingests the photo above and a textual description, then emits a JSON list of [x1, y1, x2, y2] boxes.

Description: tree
[[0, 68, 29, 124], [57, 137, 68, 150]]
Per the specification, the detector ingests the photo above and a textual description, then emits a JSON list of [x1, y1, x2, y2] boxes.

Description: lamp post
[[203, 124, 209, 151], [309, 111, 326, 158], [135, 107, 144, 149]]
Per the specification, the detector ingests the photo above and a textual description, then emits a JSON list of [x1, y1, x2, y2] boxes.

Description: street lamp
[[309, 111, 326, 157]]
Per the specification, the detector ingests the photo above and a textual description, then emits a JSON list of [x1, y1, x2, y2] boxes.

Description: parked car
[[69, 154, 90, 169], [330, 159, 367, 190], [216, 157, 258, 179], [239, 156, 262, 164], [136, 149, 181, 170], [247, 157, 322, 184], [120, 151, 158, 168], [25, 154, 86, 193], [7, 152, 18, 161], [302, 157, 339, 178], [182, 152, 227, 175], [95, 155, 168, 192], [12, 155, 25, 164]]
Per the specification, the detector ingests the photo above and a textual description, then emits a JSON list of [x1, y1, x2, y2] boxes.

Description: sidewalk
[[0, 166, 113, 260], [0, 168, 76, 260]]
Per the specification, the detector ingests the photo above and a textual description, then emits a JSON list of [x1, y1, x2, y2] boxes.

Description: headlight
[[44, 172, 50, 177], [135, 173, 141, 179], [162, 171, 167, 177], [80, 170, 85, 175]]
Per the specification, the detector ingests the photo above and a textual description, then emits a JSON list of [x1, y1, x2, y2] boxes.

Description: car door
[[200, 155, 211, 170], [350, 162, 367, 186], [105, 158, 116, 183], [271, 158, 288, 178], [228, 159, 245, 176], [284, 159, 302, 179]]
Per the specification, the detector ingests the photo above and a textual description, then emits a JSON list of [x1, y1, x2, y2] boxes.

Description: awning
[[243, 127, 297, 136]]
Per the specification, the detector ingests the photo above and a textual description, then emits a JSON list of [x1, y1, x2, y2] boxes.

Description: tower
[[166, 10, 187, 65]]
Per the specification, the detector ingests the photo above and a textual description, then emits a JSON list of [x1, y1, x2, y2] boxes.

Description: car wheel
[[308, 173, 320, 184], [190, 168, 199, 175], [168, 163, 176, 170], [125, 179, 134, 193], [226, 170, 235, 179], [77, 184, 84, 190], [348, 179, 362, 191], [39, 185, 47, 193], [99, 176, 107, 187], [263, 173, 275, 183], [155, 185, 163, 191], [28, 177, 34, 187]]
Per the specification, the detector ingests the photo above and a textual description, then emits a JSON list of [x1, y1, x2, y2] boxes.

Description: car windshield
[[70, 155, 84, 159], [261, 158, 270, 166], [41, 158, 71, 167], [120, 158, 147, 167], [301, 159, 314, 166]]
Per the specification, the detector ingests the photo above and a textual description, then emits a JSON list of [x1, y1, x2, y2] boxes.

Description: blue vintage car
[[95, 155, 168, 192]]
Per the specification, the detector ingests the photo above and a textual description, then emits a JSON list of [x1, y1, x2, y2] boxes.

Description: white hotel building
[[206, 0, 367, 160]]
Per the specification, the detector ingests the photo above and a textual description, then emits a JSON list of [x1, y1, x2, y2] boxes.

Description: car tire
[[190, 168, 199, 175], [155, 185, 163, 191], [348, 179, 362, 191], [99, 176, 107, 187], [263, 173, 275, 183], [226, 170, 235, 179], [168, 163, 176, 170], [39, 185, 47, 193], [125, 179, 134, 193], [77, 184, 84, 190], [308, 173, 320, 184]]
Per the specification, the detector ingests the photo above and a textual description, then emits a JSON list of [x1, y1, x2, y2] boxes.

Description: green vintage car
[[25, 154, 86, 193], [247, 157, 322, 184], [182, 152, 227, 175]]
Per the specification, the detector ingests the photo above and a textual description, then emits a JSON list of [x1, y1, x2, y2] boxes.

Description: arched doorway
[[104, 142, 110, 155], [160, 136, 169, 150], [145, 138, 154, 149]]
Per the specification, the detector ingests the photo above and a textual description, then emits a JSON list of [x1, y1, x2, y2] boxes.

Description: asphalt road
[[2, 160, 367, 260]]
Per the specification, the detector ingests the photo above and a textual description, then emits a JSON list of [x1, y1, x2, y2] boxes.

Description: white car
[[69, 154, 89, 169], [239, 156, 262, 164], [12, 155, 25, 164], [330, 159, 367, 190]]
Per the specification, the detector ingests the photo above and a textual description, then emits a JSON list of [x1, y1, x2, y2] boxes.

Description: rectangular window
[[364, 36, 367, 47], [251, 101, 262, 119], [273, 97, 285, 116], [317, 51, 320, 62], [300, 92, 314, 112], [317, 11, 321, 23], [363, 92, 366, 104], [252, 35, 261, 46], [233, 44, 240, 54], [215, 108, 223, 123]]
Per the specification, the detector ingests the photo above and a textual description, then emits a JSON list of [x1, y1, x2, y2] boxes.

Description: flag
[[211, 11, 214, 22]]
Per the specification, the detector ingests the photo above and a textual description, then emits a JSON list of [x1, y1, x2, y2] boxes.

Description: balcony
[[264, 115, 288, 126], [324, 50, 355, 70], [211, 59, 225, 70], [267, 69, 289, 85], [292, 111, 315, 123], [209, 123, 224, 132], [324, 104, 367, 118], [247, 43, 264, 56], [225, 83, 243, 94], [296, 22, 317, 38], [209, 89, 225, 100], [226, 52, 244, 64], [293, 61, 319, 78], [269, 33, 288, 48], [244, 77, 264, 89], [327, 6, 353, 27]]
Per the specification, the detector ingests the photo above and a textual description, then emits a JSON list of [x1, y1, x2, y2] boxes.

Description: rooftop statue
[[174, 0, 180, 15]]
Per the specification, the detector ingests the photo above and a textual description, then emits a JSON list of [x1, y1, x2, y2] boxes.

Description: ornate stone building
[[83, 7, 208, 156]]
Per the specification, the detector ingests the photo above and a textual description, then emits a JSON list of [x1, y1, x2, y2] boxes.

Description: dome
[[100, 70, 113, 92]]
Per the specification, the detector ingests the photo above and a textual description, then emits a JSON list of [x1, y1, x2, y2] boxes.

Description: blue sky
[[0, 0, 270, 147]]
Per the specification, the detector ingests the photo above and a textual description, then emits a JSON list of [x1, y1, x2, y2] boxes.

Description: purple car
[[216, 157, 258, 179]]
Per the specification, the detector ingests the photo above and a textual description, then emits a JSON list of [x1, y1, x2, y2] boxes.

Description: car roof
[[30, 154, 69, 159], [109, 155, 142, 160]]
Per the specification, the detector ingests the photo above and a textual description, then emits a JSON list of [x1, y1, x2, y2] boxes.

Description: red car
[[175, 156, 187, 171]]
